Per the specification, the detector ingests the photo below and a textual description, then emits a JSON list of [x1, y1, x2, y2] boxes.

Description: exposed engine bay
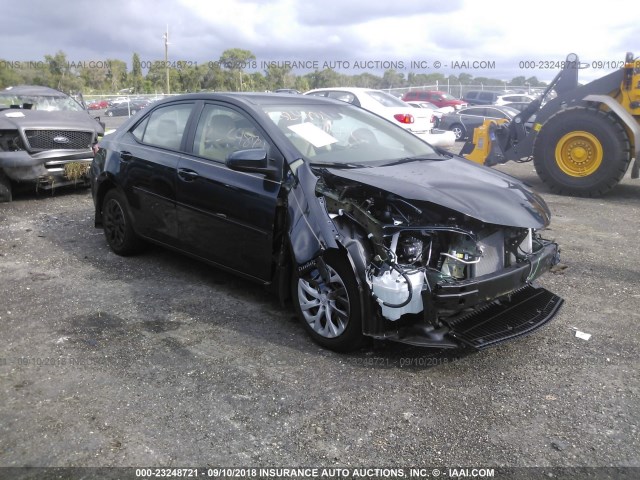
[[313, 169, 562, 348]]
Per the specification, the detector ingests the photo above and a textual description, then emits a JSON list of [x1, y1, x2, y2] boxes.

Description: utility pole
[[163, 25, 170, 94]]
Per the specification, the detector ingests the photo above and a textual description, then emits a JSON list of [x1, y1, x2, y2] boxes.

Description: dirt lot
[[0, 153, 639, 477]]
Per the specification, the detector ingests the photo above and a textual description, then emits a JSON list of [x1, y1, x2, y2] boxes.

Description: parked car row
[[87, 97, 155, 113], [463, 90, 538, 106], [104, 99, 151, 117], [401, 90, 467, 110], [396, 91, 541, 140]]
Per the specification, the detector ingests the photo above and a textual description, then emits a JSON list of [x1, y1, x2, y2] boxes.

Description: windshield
[[261, 102, 440, 167], [364, 90, 408, 108], [0, 93, 85, 111]]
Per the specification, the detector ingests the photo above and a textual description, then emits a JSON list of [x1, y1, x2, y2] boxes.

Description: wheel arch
[[287, 215, 374, 338], [582, 94, 639, 161], [93, 174, 121, 227]]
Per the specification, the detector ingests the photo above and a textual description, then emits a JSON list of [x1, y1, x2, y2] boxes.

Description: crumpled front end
[[288, 162, 563, 350], [0, 108, 103, 195], [0, 129, 97, 190]]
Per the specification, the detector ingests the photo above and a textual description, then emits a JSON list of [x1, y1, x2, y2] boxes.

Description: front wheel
[[107, 111, 113, 117], [533, 108, 631, 196], [293, 251, 363, 352], [102, 189, 144, 255]]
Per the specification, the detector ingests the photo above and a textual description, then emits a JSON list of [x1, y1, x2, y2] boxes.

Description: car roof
[[461, 105, 515, 112], [1, 85, 69, 97], [305, 87, 378, 94], [154, 91, 347, 107]]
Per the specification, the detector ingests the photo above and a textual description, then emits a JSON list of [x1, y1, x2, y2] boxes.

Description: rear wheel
[[102, 189, 144, 255], [450, 123, 466, 141], [533, 108, 631, 196], [293, 251, 363, 352]]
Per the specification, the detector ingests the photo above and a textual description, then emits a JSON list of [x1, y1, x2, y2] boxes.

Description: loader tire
[[533, 108, 631, 197]]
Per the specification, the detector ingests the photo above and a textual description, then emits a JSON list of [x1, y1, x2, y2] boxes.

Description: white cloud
[[0, 0, 638, 82]]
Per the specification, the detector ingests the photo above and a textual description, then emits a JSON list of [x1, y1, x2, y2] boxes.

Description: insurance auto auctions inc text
[[199, 467, 495, 478]]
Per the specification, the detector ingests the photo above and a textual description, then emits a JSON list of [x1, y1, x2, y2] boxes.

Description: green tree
[[219, 48, 256, 91], [0, 60, 26, 88], [264, 64, 293, 90], [130, 53, 144, 93], [78, 64, 108, 92], [351, 72, 382, 89], [176, 62, 203, 92], [106, 59, 128, 92], [305, 68, 342, 88], [381, 69, 405, 89], [458, 73, 474, 85], [44, 50, 72, 90], [293, 76, 310, 92]]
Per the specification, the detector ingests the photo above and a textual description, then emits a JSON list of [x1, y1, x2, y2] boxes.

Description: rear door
[[175, 103, 283, 281], [118, 102, 195, 246]]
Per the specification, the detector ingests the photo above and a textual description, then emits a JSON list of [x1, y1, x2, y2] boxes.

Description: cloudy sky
[[1, 0, 638, 83]]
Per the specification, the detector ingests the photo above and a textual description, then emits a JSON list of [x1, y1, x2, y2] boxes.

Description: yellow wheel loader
[[462, 53, 640, 196]]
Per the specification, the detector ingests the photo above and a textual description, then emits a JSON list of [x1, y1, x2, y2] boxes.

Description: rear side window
[[478, 92, 495, 102], [486, 108, 510, 119], [462, 108, 485, 116], [365, 90, 406, 107], [326, 91, 359, 106], [134, 103, 194, 151]]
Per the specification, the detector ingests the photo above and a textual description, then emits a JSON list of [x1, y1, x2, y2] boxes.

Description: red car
[[402, 90, 467, 110], [87, 100, 109, 110]]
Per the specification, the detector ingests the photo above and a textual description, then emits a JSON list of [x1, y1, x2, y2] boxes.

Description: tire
[[107, 111, 113, 117], [292, 250, 363, 352], [533, 108, 631, 196], [0, 170, 12, 203], [450, 123, 466, 141], [102, 189, 144, 256]]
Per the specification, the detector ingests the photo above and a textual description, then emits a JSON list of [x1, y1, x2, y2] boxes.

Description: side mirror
[[226, 148, 282, 181]]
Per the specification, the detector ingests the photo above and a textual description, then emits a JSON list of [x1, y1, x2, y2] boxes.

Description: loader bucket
[[461, 119, 508, 166]]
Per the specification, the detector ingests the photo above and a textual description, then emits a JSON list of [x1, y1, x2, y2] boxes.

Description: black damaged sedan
[[90, 93, 563, 352]]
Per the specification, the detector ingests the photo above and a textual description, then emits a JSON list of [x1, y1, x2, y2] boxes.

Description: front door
[[175, 103, 283, 281]]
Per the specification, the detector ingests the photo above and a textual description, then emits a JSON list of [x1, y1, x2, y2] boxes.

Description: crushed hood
[[325, 157, 551, 228], [0, 109, 104, 133]]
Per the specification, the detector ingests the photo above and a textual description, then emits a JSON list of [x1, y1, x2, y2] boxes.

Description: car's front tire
[[102, 189, 144, 256], [293, 251, 364, 352]]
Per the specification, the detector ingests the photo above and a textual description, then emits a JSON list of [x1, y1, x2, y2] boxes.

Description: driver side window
[[193, 105, 267, 163]]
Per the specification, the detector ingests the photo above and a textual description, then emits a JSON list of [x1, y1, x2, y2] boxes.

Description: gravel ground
[[0, 135, 639, 478]]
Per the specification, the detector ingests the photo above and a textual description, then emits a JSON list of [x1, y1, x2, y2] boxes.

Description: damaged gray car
[[91, 93, 563, 352], [0, 85, 105, 201]]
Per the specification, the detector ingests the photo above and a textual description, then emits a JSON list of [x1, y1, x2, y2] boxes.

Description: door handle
[[119, 151, 132, 162], [178, 168, 200, 181]]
